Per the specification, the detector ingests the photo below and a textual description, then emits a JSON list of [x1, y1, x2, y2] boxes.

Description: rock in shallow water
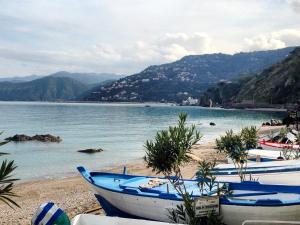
[[77, 148, 103, 154], [5, 134, 62, 143]]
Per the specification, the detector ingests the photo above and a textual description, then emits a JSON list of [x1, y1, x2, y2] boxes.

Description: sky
[[0, 0, 300, 77]]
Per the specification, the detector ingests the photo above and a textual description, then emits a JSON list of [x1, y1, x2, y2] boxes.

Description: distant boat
[[78, 166, 300, 225], [145, 105, 151, 107]]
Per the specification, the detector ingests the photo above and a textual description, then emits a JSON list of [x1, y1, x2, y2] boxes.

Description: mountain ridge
[[199, 47, 300, 106], [0, 71, 124, 85], [0, 76, 88, 101], [84, 47, 295, 103]]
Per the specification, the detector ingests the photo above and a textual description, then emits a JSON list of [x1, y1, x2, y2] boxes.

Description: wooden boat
[[78, 166, 300, 225], [213, 159, 300, 185]]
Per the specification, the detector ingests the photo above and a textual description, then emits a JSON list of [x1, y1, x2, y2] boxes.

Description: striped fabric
[[31, 202, 68, 225]]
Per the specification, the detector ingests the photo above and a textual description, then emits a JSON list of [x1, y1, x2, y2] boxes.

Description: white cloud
[[90, 44, 122, 61], [244, 35, 286, 51], [124, 32, 215, 63], [244, 29, 300, 51], [157, 32, 214, 61]]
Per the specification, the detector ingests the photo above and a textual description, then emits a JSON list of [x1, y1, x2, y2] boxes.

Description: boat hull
[[90, 184, 177, 222], [89, 183, 300, 225]]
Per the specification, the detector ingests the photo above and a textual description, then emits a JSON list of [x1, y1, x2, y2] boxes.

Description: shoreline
[[0, 141, 225, 224], [0, 100, 290, 112], [0, 126, 284, 224]]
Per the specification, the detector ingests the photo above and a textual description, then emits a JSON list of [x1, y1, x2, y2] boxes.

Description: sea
[[0, 101, 286, 181]]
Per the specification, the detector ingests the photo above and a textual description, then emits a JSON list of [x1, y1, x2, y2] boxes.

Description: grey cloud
[[0, 0, 299, 76], [291, 0, 300, 13]]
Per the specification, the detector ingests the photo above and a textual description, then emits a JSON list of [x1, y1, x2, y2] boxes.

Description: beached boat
[[259, 130, 299, 150], [213, 159, 300, 185], [247, 149, 283, 161], [72, 214, 181, 225], [78, 166, 300, 225], [227, 149, 285, 163], [259, 140, 299, 150]]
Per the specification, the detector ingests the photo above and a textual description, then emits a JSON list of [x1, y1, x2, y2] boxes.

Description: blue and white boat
[[78, 166, 300, 225], [214, 159, 300, 185]]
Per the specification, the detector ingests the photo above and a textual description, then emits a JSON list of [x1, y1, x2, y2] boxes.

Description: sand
[[0, 125, 283, 224]]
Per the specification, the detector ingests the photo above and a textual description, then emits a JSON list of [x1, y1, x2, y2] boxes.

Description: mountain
[[0, 75, 42, 83], [236, 47, 300, 104], [199, 47, 300, 107], [50, 71, 124, 85], [0, 72, 123, 85], [83, 47, 294, 103], [0, 76, 88, 101]]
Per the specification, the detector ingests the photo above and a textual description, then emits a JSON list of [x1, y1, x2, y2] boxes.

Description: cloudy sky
[[0, 0, 300, 77]]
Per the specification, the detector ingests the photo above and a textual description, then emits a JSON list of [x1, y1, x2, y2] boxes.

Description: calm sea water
[[0, 102, 285, 181]]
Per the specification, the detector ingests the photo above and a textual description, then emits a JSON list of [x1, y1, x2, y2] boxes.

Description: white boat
[[78, 166, 300, 225], [214, 159, 300, 185], [72, 214, 179, 225], [248, 149, 282, 160]]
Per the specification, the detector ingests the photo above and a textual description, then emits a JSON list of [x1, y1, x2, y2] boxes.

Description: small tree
[[241, 126, 258, 149], [145, 113, 224, 225], [145, 113, 201, 179], [0, 133, 19, 208], [216, 127, 258, 182]]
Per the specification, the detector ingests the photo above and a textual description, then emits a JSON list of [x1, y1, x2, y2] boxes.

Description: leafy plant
[[216, 127, 258, 181], [0, 133, 19, 208], [144, 113, 201, 177], [168, 192, 224, 225], [196, 160, 217, 195], [241, 126, 258, 149], [145, 113, 224, 225]]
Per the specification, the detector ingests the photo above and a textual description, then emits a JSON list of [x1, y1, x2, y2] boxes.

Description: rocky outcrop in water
[[77, 148, 103, 154], [5, 134, 62, 143]]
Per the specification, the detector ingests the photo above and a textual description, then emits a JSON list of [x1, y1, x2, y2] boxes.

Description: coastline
[[0, 126, 283, 224], [0, 100, 291, 112]]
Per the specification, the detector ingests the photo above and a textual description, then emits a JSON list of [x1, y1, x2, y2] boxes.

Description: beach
[[0, 141, 227, 225], [0, 125, 282, 224]]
